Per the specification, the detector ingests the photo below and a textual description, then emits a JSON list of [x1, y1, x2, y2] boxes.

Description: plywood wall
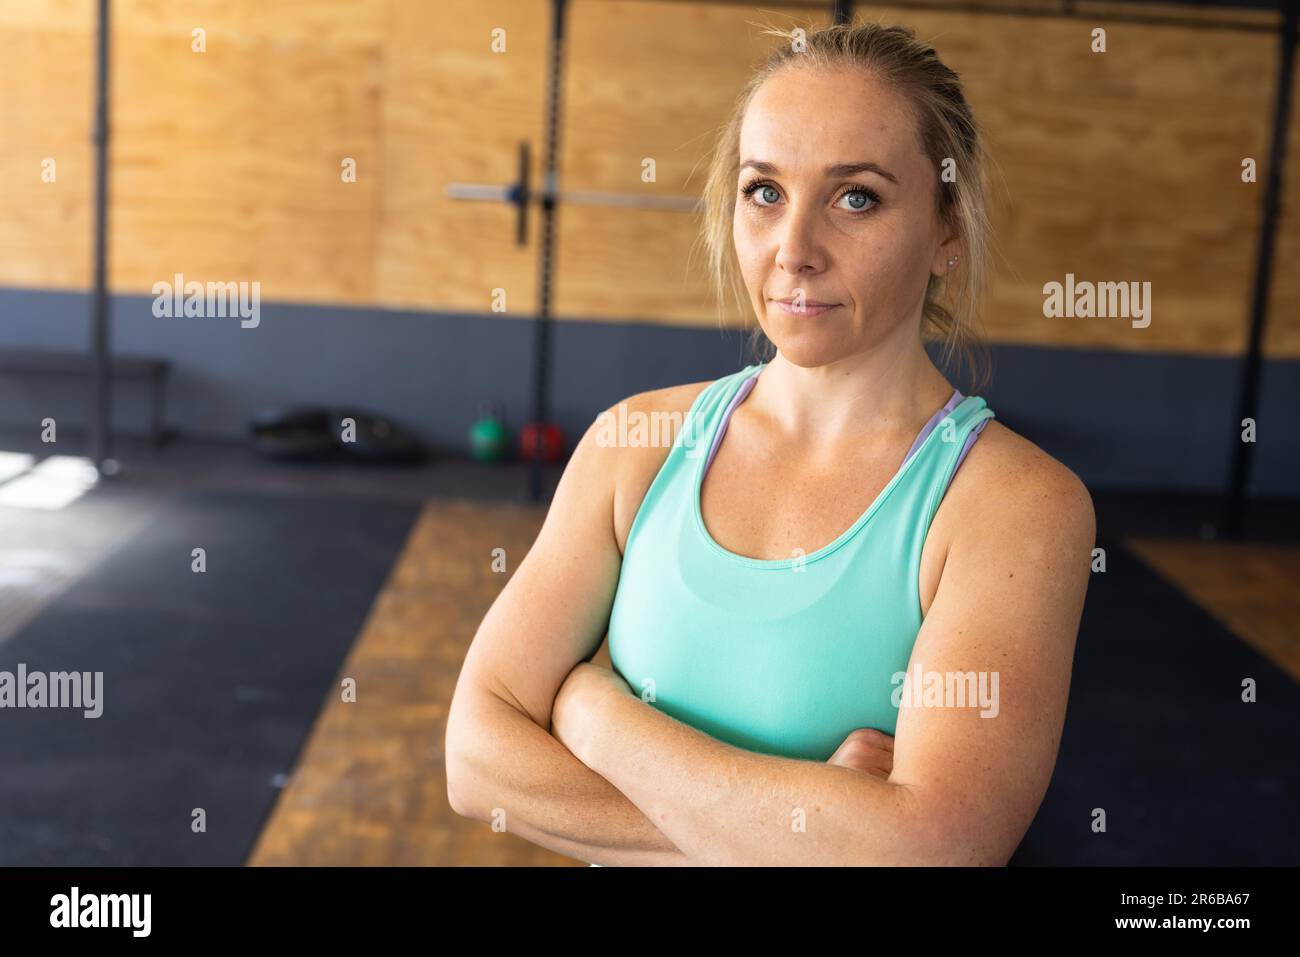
[[0, 0, 1295, 356]]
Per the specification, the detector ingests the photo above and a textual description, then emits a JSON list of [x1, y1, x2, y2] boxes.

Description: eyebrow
[[738, 159, 899, 186]]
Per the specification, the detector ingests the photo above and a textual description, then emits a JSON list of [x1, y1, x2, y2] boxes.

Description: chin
[[761, 336, 842, 369]]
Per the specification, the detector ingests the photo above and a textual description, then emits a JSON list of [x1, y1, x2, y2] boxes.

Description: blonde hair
[[694, 19, 995, 393]]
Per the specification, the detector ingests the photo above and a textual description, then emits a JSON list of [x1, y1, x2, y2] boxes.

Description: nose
[[773, 202, 827, 275]]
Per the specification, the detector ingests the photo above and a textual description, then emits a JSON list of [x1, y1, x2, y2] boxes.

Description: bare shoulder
[[603, 378, 715, 555], [940, 418, 1096, 549]]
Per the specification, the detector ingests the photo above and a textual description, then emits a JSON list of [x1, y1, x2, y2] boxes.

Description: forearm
[[583, 692, 938, 866], [447, 693, 692, 866]]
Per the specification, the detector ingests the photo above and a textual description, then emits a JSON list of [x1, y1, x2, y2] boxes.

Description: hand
[[826, 728, 894, 780], [551, 662, 634, 765]]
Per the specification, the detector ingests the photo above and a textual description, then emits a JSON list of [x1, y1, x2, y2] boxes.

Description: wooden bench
[[0, 348, 170, 445]]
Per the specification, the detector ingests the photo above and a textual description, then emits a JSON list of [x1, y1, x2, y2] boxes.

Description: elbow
[[443, 715, 485, 821], [445, 771, 470, 819], [445, 751, 487, 822], [444, 684, 532, 823], [444, 751, 469, 818], [893, 785, 1014, 866], [922, 838, 1013, 867], [899, 828, 1010, 867], [448, 790, 478, 821]]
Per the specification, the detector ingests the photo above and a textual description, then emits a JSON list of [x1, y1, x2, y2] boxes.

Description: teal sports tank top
[[606, 362, 996, 763]]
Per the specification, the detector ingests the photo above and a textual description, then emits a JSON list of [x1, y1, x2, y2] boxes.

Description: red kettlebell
[[519, 422, 565, 463]]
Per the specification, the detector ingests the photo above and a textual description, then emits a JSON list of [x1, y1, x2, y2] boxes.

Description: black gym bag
[[249, 407, 427, 463]]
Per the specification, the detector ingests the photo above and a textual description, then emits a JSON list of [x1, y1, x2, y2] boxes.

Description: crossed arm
[[444, 410, 1095, 866]]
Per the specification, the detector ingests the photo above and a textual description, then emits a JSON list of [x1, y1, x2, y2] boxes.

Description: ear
[[933, 230, 963, 277]]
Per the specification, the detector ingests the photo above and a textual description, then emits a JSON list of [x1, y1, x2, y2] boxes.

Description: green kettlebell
[[469, 405, 509, 463]]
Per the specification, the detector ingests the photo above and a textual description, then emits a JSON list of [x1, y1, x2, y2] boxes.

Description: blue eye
[[740, 178, 882, 214], [838, 188, 878, 212], [741, 181, 781, 206]]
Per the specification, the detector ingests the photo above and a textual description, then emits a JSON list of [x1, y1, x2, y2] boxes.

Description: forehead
[[738, 65, 923, 173]]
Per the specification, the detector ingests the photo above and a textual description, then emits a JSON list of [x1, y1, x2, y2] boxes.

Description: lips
[[773, 297, 836, 307], [771, 297, 839, 316]]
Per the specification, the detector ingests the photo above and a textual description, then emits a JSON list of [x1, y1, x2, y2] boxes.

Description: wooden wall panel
[[376, 0, 548, 316], [0, 7, 93, 291], [1, 0, 1297, 357], [1074, 0, 1299, 358], [109, 0, 381, 304], [945, 4, 1280, 355]]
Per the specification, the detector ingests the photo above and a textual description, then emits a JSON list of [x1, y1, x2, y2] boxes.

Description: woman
[[445, 21, 1094, 866]]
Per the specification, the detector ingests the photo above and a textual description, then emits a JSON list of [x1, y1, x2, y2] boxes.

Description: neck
[[746, 338, 954, 451]]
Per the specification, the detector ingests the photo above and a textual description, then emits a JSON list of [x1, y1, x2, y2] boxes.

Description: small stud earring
[[947, 256, 958, 266]]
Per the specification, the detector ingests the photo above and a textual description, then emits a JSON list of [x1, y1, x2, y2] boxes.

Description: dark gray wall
[[0, 286, 1295, 496]]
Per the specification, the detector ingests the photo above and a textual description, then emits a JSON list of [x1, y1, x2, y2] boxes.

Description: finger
[[850, 728, 894, 752], [844, 746, 892, 774]]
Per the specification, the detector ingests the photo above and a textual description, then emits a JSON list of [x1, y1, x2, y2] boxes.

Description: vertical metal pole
[[530, 0, 567, 502], [90, 0, 112, 471], [832, 0, 852, 25], [1224, 0, 1296, 538]]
